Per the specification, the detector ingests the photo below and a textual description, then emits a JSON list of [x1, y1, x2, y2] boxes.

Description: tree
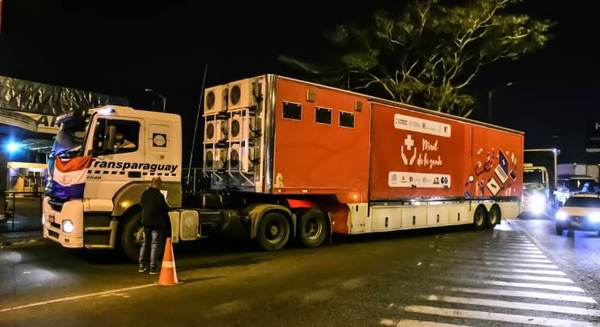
[[279, 0, 553, 117]]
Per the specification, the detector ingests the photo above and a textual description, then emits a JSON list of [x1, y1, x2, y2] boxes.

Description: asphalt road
[[1, 219, 600, 327]]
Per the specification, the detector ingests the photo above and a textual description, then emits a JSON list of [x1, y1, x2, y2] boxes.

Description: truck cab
[[521, 164, 551, 215], [42, 106, 191, 260]]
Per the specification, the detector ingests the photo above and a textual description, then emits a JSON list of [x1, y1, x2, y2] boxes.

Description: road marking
[[425, 294, 600, 317], [0, 283, 157, 313], [475, 273, 573, 283], [467, 279, 585, 292], [403, 305, 596, 327], [444, 258, 558, 269], [437, 286, 597, 303], [450, 265, 566, 276], [457, 256, 552, 263], [380, 318, 472, 327], [444, 258, 558, 270]]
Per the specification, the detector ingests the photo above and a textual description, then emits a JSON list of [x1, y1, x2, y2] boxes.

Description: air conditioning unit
[[204, 118, 227, 143], [204, 85, 227, 114], [228, 143, 255, 173], [203, 148, 227, 170], [228, 78, 263, 111], [227, 113, 256, 142]]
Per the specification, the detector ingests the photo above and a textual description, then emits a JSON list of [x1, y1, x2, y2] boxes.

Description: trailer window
[[339, 111, 355, 128], [283, 102, 302, 120], [315, 107, 332, 125]]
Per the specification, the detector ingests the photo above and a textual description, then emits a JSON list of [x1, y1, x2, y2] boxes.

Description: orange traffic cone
[[158, 237, 181, 286]]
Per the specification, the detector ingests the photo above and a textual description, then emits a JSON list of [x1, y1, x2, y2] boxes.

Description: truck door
[[85, 116, 144, 201]]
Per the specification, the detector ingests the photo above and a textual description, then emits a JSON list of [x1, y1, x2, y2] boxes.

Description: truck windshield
[[524, 171, 543, 184], [564, 196, 600, 208], [51, 112, 87, 158]]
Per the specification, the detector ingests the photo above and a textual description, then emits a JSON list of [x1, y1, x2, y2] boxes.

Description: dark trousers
[[138, 227, 164, 270]]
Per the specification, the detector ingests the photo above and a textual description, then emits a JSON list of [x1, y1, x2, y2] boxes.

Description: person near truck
[[138, 177, 170, 274]]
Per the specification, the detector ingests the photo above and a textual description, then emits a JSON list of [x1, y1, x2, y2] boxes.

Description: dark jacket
[[140, 187, 170, 230]]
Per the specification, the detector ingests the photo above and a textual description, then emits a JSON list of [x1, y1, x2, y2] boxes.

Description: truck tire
[[298, 208, 328, 248], [473, 206, 487, 230], [486, 205, 501, 228], [120, 211, 144, 262], [257, 211, 290, 251], [556, 224, 564, 236]]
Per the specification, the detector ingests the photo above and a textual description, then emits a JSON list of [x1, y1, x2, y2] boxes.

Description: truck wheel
[[257, 211, 290, 251], [556, 224, 564, 236], [298, 208, 328, 248], [120, 211, 144, 262], [473, 206, 487, 230], [486, 205, 501, 228]]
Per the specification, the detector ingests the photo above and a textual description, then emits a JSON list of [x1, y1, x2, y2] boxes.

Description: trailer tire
[[473, 205, 487, 230], [257, 211, 290, 251], [298, 208, 328, 248], [120, 211, 144, 262], [486, 205, 501, 228]]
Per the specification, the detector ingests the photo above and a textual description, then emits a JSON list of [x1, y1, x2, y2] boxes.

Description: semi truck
[[521, 149, 558, 215], [42, 74, 523, 261]]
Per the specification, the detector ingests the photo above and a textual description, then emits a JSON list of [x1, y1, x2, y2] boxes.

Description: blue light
[[6, 141, 22, 154], [589, 212, 600, 223]]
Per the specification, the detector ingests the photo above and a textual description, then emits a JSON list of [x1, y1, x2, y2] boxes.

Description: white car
[[555, 193, 600, 235]]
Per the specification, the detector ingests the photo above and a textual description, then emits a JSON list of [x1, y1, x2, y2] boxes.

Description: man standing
[[138, 177, 170, 274]]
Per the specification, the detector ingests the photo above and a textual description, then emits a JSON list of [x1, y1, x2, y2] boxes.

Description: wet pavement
[[1, 219, 599, 326]]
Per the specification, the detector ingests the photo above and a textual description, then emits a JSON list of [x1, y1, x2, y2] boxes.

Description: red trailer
[[202, 75, 523, 250]]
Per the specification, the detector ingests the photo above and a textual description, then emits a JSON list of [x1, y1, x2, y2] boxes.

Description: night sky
[[0, 0, 598, 164]]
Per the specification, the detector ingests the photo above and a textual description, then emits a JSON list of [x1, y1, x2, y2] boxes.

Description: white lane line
[[380, 318, 472, 327], [444, 258, 558, 269], [464, 252, 548, 259], [457, 256, 552, 263], [467, 279, 585, 292], [403, 305, 596, 327], [437, 286, 597, 304], [476, 273, 573, 283], [0, 283, 157, 313], [425, 294, 600, 317], [476, 247, 543, 254], [448, 265, 567, 276]]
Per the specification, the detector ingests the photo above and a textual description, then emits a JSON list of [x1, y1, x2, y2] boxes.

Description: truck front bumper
[[42, 197, 84, 248]]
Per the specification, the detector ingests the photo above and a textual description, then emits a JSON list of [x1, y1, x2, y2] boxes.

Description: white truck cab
[[42, 106, 205, 260]]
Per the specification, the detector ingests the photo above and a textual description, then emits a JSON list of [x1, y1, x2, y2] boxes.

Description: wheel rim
[[304, 218, 323, 240], [266, 221, 284, 244], [489, 208, 499, 224], [133, 226, 144, 245], [476, 210, 485, 226]]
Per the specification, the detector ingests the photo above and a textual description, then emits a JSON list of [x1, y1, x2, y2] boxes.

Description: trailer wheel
[[486, 205, 501, 228], [298, 208, 328, 248], [473, 206, 487, 230], [120, 211, 144, 262], [257, 211, 290, 251]]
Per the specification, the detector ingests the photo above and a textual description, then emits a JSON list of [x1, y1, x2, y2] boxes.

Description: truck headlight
[[62, 220, 74, 233], [41, 214, 45, 225], [555, 210, 568, 221], [589, 213, 600, 223], [530, 193, 546, 215]]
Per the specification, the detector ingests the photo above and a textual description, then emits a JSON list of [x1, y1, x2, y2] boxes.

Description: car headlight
[[589, 212, 600, 223], [62, 219, 74, 233], [555, 210, 568, 221], [530, 193, 546, 215]]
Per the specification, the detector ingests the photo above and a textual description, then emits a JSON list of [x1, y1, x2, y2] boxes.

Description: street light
[[144, 88, 167, 112], [488, 81, 513, 123]]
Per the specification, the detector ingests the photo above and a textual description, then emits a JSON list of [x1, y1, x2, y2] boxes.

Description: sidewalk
[[0, 230, 44, 247]]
